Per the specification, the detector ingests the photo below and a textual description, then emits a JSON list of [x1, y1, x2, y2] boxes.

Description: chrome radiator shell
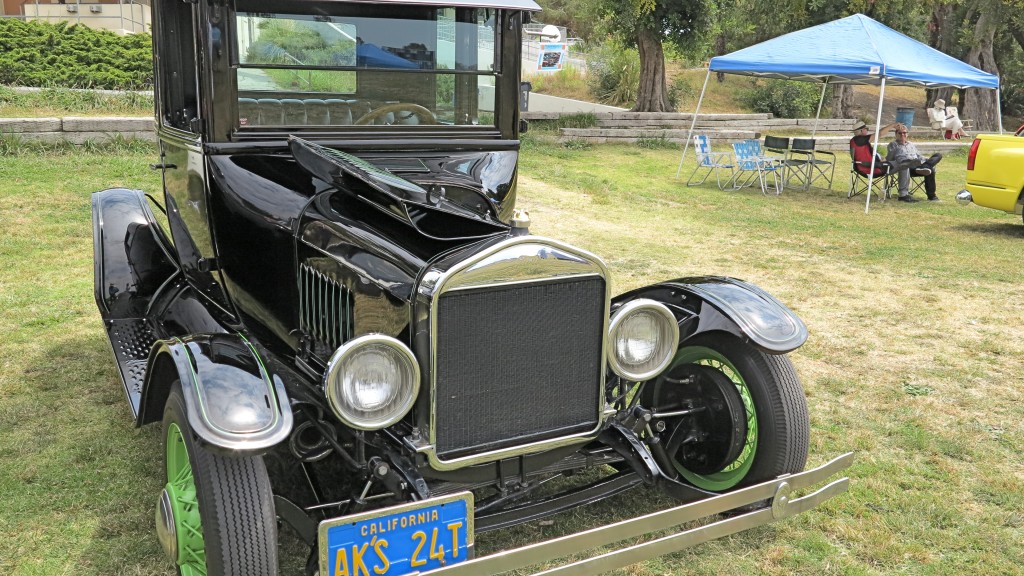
[[413, 236, 613, 471]]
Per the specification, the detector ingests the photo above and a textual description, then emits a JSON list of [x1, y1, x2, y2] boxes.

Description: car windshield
[[235, 4, 500, 129]]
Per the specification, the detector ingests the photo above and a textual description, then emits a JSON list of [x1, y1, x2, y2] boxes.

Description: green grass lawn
[[1, 138, 1022, 575], [0, 87, 153, 118]]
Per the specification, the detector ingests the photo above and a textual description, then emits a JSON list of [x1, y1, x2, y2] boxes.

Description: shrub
[[740, 79, 824, 118], [587, 41, 639, 107], [635, 134, 678, 149], [667, 75, 695, 111], [0, 19, 152, 90]]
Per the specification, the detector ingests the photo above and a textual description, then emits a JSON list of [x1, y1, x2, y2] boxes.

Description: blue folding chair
[[731, 140, 783, 195], [686, 134, 735, 190]]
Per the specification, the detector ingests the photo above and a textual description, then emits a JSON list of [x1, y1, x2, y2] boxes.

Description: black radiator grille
[[433, 276, 605, 459]]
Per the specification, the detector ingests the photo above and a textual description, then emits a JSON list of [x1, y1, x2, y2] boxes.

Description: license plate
[[318, 492, 474, 576]]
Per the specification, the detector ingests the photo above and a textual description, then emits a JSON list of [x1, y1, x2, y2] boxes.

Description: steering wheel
[[354, 103, 438, 126]]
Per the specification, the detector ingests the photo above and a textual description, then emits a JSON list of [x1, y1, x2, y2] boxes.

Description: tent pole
[[811, 79, 828, 138], [676, 68, 711, 178], [996, 86, 1004, 134], [865, 77, 887, 213]]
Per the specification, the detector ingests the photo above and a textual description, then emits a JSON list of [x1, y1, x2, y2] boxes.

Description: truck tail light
[[967, 138, 981, 171]]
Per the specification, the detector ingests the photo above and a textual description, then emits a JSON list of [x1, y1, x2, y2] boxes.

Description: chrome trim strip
[[418, 452, 854, 575], [423, 236, 612, 471], [439, 273, 603, 293]]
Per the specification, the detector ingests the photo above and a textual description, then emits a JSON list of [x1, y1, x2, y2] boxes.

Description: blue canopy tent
[[356, 43, 420, 69], [677, 14, 1001, 211]]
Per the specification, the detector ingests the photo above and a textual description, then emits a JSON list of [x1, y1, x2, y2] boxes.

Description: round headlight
[[324, 335, 420, 430], [607, 299, 679, 381]]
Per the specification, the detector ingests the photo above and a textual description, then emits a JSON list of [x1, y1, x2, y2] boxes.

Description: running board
[[102, 317, 157, 418]]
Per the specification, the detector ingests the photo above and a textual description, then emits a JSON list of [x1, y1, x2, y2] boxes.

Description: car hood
[[289, 137, 511, 242]]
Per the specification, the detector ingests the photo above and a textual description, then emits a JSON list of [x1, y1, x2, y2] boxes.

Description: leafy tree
[[592, 0, 712, 111], [535, 0, 598, 41]]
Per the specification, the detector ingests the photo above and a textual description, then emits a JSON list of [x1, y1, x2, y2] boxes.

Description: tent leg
[[811, 80, 828, 138], [865, 77, 887, 214], [676, 69, 711, 178], [996, 88, 1004, 134]]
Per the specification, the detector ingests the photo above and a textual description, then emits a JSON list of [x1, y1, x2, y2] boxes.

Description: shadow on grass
[[950, 221, 1024, 239], [3, 332, 171, 574]]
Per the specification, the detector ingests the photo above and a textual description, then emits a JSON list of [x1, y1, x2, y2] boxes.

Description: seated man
[[885, 124, 942, 202], [926, 99, 968, 139]]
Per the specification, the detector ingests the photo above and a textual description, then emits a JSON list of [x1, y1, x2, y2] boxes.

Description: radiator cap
[[510, 209, 531, 235]]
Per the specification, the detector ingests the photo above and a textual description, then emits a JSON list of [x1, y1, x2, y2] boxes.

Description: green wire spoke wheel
[[158, 382, 279, 576], [647, 333, 810, 492]]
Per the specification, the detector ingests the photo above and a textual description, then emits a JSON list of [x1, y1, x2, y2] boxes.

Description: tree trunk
[[831, 84, 855, 119], [963, 3, 1001, 131], [925, 4, 957, 110], [634, 26, 671, 112], [715, 34, 727, 83]]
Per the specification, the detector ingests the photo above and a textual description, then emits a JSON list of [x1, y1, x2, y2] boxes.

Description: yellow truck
[[957, 125, 1024, 222]]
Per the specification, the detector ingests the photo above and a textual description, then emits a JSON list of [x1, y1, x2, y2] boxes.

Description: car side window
[[154, 0, 200, 132]]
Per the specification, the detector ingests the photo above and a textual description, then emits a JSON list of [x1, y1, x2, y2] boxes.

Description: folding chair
[[887, 166, 927, 199], [847, 136, 894, 199], [886, 156, 940, 199], [731, 140, 782, 195], [907, 172, 927, 197], [763, 135, 791, 161], [686, 134, 735, 190], [764, 135, 810, 191], [790, 138, 836, 190]]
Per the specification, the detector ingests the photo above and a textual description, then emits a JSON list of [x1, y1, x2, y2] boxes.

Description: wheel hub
[[156, 487, 178, 562], [664, 364, 748, 474], [163, 422, 206, 573]]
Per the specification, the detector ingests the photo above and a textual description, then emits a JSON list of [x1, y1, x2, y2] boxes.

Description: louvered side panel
[[299, 263, 354, 351]]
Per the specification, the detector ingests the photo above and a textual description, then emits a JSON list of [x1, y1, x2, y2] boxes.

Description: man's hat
[[853, 121, 868, 132]]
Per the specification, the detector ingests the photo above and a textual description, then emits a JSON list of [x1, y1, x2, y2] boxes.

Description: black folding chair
[[790, 138, 836, 190], [889, 169, 928, 199]]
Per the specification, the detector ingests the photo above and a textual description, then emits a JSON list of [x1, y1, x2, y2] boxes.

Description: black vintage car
[[91, 0, 851, 574]]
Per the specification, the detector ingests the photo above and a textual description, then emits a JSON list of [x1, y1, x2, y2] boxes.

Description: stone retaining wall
[[0, 113, 965, 154], [0, 117, 156, 144]]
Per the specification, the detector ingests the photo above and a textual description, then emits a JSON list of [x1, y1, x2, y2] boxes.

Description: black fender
[[91, 188, 178, 321], [612, 276, 807, 354], [138, 333, 293, 452]]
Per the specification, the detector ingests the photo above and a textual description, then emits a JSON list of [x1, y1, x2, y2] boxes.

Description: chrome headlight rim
[[607, 299, 680, 381], [324, 334, 420, 431]]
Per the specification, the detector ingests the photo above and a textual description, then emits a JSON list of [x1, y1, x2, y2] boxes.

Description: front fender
[[613, 276, 807, 354], [92, 188, 178, 320], [138, 333, 293, 452]]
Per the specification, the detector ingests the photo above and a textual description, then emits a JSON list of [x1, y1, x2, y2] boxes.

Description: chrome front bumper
[[420, 452, 854, 575]]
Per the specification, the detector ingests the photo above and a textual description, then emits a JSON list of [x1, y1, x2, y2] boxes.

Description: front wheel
[[644, 333, 809, 492], [158, 382, 279, 576]]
